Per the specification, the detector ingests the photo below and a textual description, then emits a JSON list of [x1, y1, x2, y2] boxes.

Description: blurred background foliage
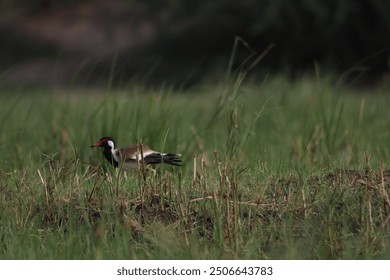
[[0, 0, 389, 87]]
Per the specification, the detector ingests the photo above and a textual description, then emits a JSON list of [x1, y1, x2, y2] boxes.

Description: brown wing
[[115, 144, 155, 162], [115, 144, 181, 167]]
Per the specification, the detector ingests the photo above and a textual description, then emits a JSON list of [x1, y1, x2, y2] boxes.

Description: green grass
[[0, 75, 390, 259]]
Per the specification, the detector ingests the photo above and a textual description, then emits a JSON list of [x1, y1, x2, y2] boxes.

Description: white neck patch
[[107, 140, 120, 162], [107, 140, 115, 150]]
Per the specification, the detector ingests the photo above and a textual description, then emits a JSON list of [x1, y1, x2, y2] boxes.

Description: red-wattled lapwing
[[90, 136, 181, 169]]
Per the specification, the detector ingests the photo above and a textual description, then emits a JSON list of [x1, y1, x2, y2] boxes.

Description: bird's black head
[[90, 136, 116, 149]]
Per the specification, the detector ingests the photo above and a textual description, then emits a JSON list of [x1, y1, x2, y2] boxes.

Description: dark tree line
[[2, 0, 390, 85]]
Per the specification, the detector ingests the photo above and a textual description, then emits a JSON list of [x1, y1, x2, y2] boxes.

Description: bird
[[90, 136, 181, 169]]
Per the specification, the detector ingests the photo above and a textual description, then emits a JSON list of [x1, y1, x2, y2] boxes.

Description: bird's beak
[[90, 141, 100, 148]]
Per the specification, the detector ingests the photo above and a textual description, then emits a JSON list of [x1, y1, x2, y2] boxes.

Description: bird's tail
[[162, 153, 182, 166], [144, 153, 182, 166]]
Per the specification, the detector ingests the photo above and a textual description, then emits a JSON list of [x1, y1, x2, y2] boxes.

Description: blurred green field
[[1, 76, 390, 259]]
